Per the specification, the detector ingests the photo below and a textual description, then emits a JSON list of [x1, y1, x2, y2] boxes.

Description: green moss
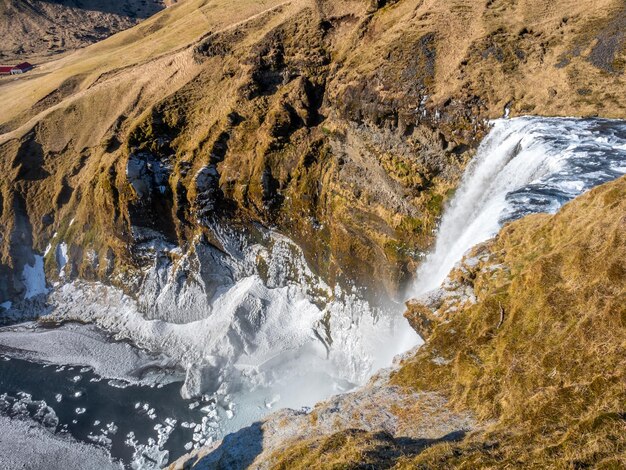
[[426, 192, 445, 216], [398, 217, 424, 235]]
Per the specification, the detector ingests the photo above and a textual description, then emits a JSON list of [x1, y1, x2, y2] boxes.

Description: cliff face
[[176, 175, 625, 469], [1, 0, 626, 305]]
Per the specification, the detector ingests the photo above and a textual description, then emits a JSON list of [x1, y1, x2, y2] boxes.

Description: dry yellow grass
[[0, 0, 293, 130], [391, 175, 626, 467]]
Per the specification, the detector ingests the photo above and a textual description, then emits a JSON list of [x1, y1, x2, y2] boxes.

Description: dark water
[[502, 118, 626, 222], [0, 354, 222, 468]]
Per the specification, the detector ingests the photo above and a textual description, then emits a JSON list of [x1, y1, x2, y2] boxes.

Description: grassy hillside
[[260, 175, 626, 469], [1, 0, 626, 304]]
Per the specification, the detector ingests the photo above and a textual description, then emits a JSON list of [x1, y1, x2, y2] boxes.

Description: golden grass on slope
[[270, 429, 410, 470], [0, 0, 292, 128], [390, 175, 626, 468], [333, 0, 626, 120], [0, 0, 316, 296]]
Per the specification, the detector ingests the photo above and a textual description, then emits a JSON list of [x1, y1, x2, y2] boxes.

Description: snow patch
[[21, 255, 48, 299], [0, 415, 121, 469], [56, 243, 68, 276]]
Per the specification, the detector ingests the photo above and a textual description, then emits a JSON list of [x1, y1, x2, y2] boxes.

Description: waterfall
[[383, 117, 626, 356], [412, 116, 626, 298]]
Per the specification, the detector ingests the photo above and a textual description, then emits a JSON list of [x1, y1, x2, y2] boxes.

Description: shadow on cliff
[[180, 421, 264, 470], [318, 428, 470, 469], [376, 429, 469, 466], [179, 424, 469, 469]]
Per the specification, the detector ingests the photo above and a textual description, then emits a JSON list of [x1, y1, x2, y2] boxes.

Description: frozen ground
[[0, 415, 122, 470], [0, 323, 181, 385], [0, 231, 406, 468]]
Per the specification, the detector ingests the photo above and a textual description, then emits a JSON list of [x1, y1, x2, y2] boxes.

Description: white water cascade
[[412, 116, 626, 298]]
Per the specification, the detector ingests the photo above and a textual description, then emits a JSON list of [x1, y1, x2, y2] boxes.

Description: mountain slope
[[0, 0, 174, 62], [1, 0, 626, 306]]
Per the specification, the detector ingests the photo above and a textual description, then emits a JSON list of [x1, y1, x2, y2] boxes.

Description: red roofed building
[[0, 62, 34, 75], [13, 62, 34, 74]]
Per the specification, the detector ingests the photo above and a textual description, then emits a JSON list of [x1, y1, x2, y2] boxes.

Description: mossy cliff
[[1, 0, 626, 304], [227, 175, 624, 469]]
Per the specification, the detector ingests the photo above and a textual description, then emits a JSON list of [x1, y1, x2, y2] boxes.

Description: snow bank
[[0, 322, 180, 385], [0, 415, 122, 470], [21, 255, 48, 299]]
